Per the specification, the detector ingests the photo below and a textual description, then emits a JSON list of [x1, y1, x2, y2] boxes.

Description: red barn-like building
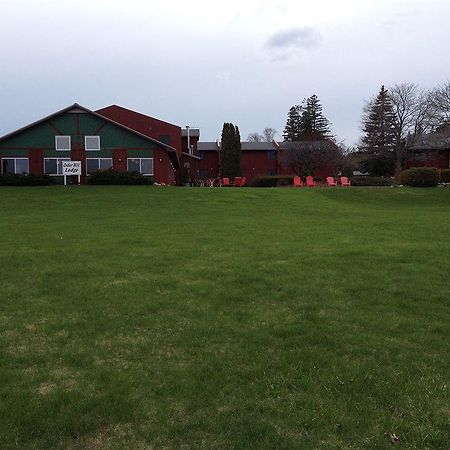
[[97, 105, 200, 184]]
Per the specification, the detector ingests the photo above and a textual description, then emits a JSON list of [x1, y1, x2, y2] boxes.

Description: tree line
[[220, 81, 450, 178], [357, 81, 450, 176]]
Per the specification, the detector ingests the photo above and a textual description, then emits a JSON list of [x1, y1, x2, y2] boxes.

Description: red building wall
[[241, 151, 278, 182], [97, 105, 182, 159], [406, 151, 449, 169], [198, 151, 220, 179]]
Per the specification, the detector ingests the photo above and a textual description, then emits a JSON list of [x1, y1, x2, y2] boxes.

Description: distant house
[[406, 126, 450, 169]]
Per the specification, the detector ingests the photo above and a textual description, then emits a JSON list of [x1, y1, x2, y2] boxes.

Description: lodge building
[[2, 103, 447, 185]]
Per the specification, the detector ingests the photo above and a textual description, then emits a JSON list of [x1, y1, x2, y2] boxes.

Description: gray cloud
[[266, 26, 322, 50]]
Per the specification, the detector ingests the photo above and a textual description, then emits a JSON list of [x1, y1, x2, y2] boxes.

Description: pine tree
[[359, 86, 397, 175], [283, 105, 301, 141], [299, 95, 331, 140], [220, 123, 241, 177]]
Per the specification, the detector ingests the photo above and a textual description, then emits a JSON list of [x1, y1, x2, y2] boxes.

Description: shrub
[[440, 169, 450, 183], [87, 169, 153, 185], [0, 173, 56, 186], [400, 167, 440, 187], [341, 167, 354, 178], [251, 176, 294, 187], [349, 176, 395, 186]]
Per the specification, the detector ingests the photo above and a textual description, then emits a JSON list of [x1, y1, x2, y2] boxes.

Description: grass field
[[0, 186, 449, 449]]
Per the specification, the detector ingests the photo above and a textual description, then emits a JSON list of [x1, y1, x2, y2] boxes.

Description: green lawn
[[0, 186, 449, 449]]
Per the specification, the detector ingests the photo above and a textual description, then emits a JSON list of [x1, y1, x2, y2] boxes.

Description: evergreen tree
[[283, 105, 301, 141], [359, 85, 397, 175], [220, 123, 241, 177], [299, 95, 332, 140]]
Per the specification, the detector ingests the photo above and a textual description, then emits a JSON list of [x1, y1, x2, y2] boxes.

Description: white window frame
[[127, 158, 154, 176], [55, 135, 71, 151], [85, 136, 101, 151], [44, 157, 71, 176], [1, 157, 29, 174], [86, 157, 113, 175]]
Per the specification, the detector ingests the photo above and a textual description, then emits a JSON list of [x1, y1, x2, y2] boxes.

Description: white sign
[[62, 161, 82, 176]]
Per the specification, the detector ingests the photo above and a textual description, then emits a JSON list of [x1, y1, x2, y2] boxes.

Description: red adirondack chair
[[306, 176, 315, 187], [340, 176, 351, 187], [240, 177, 246, 186], [293, 176, 303, 187], [222, 177, 230, 187], [234, 176, 242, 187], [326, 176, 337, 187]]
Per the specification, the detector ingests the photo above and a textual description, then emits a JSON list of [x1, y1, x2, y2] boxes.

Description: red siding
[[241, 151, 278, 182], [29, 149, 44, 174], [113, 149, 127, 172], [97, 105, 181, 184], [406, 151, 449, 169], [198, 151, 220, 179]]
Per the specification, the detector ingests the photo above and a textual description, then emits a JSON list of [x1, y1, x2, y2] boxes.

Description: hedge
[[250, 176, 294, 187], [440, 169, 450, 183], [0, 173, 56, 186], [87, 169, 153, 185], [400, 167, 440, 187], [349, 176, 395, 186]]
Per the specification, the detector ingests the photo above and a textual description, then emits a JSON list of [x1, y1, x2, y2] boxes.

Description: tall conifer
[[283, 105, 301, 141], [221, 123, 242, 177]]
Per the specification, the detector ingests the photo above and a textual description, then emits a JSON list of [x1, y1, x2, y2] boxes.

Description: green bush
[[0, 173, 56, 186], [250, 176, 294, 187], [87, 169, 153, 185], [400, 167, 440, 187], [440, 169, 450, 183], [349, 176, 395, 186]]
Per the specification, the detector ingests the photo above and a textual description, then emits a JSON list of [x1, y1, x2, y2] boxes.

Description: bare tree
[[390, 83, 437, 175], [247, 132, 263, 142], [279, 140, 343, 176], [262, 127, 277, 142], [430, 80, 450, 123]]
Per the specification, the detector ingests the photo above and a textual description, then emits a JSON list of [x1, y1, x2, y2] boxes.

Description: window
[[55, 135, 71, 151], [86, 158, 113, 174], [267, 169, 276, 176], [44, 158, 70, 175], [127, 158, 153, 175], [159, 135, 171, 145], [267, 150, 276, 160], [1, 158, 29, 174], [199, 151, 205, 160], [85, 136, 101, 151]]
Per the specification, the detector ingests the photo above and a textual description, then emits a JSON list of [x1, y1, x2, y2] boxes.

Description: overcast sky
[[1, 0, 449, 145]]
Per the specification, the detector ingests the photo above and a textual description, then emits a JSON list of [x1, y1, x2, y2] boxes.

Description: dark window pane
[[99, 158, 112, 170], [159, 135, 171, 145], [2, 159, 15, 173], [16, 159, 29, 174], [141, 158, 153, 175], [45, 159, 57, 174], [127, 158, 140, 172], [87, 159, 99, 174]]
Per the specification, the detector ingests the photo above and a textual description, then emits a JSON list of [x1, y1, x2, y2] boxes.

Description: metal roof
[[181, 128, 200, 138], [197, 141, 278, 151]]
